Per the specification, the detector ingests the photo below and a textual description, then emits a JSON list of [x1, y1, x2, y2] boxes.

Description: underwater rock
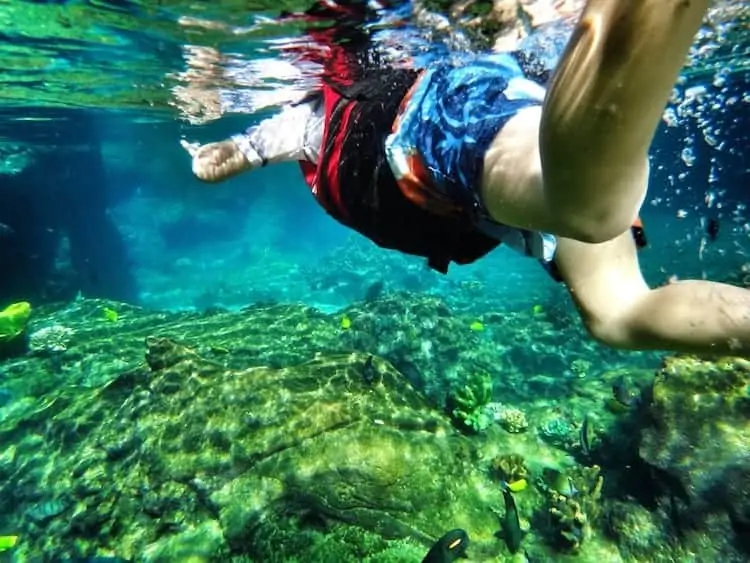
[[28, 324, 75, 355], [0, 301, 32, 359], [603, 501, 672, 561], [636, 356, 750, 553], [0, 387, 11, 409], [26, 498, 69, 525], [0, 295, 667, 559], [1, 336, 510, 560]]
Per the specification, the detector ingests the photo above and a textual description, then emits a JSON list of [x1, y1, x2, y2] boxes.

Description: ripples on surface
[[0, 0, 312, 118], [0, 0, 746, 122]]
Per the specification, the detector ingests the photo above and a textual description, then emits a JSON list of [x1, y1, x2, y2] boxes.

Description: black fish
[[706, 218, 720, 241], [364, 279, 385, 302], [362, 354, 377, 385], [579, 413, 591, 458], [421, 529, 469, 563], [612, 375, 641, 409], [501, 484, 523, 554]]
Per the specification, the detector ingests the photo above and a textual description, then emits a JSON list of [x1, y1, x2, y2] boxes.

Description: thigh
[[480, 106, 558, 233]]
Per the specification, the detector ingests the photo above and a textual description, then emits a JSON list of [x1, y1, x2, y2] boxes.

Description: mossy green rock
[[638, 356, 750, 543], [0, 301, 31, 342], [2, 335, 507, 561]]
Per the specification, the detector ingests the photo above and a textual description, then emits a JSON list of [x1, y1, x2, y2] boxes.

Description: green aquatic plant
[[0, 535, 18, 552], [101, 306, 119, 322], [447, 371, 493, 433], [570, 358, 592, 378], [0, 301, 31, 343]]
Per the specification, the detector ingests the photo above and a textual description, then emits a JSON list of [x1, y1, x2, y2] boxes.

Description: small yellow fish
[[532, 304, 544, 315], [102, 307, 119, 322], [507, 478, 527, 493], [469, 320, 484, 332], [340, 315, 352, 330], [0, 535, 18, 551]]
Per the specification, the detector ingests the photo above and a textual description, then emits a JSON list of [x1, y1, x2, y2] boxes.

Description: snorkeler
[[182, 0, 750, 357]]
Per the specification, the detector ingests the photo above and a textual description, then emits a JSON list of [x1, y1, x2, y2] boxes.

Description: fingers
[[180, 139, 200, 157], [182, 138, 252, 183], [190, 140, 250, 183]]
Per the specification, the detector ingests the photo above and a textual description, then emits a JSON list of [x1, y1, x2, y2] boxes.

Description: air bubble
[[681, 147, 696, 167]]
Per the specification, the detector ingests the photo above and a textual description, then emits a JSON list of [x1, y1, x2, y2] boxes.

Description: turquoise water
[[0, 1, 746, 312], [0, 1, 749, 562]]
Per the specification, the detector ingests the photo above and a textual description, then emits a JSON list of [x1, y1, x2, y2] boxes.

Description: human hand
[[180, 139, 250, 183]]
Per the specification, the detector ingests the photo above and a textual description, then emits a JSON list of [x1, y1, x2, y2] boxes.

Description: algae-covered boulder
[[0, 301, 32, 359], [637, 356, 750, 548], [0, 302, 32, 343], [1, 336, 508, 561]]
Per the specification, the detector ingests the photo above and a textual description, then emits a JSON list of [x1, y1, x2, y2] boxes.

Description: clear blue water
[[0, 1, 748, 559], [0, 0, 746, 315]]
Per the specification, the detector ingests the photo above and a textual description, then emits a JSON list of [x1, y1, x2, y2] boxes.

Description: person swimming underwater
[[182, 0, 750, 358]]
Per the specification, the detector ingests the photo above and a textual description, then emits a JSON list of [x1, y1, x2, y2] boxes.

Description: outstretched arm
[[555, 232, 750, 357], [182, 99, 324, 183]]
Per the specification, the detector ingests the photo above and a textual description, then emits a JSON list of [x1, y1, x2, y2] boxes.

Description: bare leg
[[481, 0, 710, 242], [555, 232, 750, 357], [542, 0, 710, 240]]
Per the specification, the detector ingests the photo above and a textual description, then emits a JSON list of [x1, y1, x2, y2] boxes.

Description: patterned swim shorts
[[385, 52, 555, 262]]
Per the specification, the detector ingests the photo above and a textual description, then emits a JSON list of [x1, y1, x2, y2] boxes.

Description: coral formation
[[490, 453, 528, 484], [570, 358, 592, 378], [537, 417, 577, 450], [542, 465, 603, 552], [28, 324, 75, 355], [493, 404, 529, 434]]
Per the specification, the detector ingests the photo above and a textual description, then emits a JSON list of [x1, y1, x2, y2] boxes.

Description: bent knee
[[571, 292, 644, 350], [549, 160, 649, 244], [579, 309, 653, 351], [583, 317, 633, 349], [555, 213, 636, 244]]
